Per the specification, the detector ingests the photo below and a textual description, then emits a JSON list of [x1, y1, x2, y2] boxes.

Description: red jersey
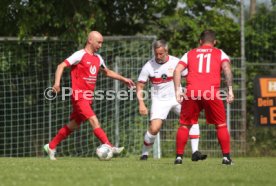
[[179, 45, 230, 97], [64, 49, 106, 100]]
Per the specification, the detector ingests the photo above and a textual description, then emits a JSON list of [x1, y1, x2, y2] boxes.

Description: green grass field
[[1, 157, 276, 186]]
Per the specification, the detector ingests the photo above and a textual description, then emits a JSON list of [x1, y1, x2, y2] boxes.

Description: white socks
[[191, 138, 199, 153], [142, 131, 156, 155], [142, 128, 200, 155], [190, 124, 200, 153]]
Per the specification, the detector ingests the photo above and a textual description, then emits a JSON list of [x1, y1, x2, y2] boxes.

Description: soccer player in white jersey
[[43, 31, 135, 160], [136, 40, 207, 161]]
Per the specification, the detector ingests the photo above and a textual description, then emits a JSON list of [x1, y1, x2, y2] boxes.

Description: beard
[[155, 58, 166, 64]]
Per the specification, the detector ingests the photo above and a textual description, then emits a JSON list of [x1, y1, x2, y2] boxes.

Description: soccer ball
[[96, 144, 113, 160]]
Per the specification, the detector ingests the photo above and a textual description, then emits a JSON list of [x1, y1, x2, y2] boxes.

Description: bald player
[[44, 31, 135, 160]]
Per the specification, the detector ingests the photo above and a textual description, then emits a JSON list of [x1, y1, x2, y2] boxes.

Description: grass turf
[[0, 157, 275, 186]]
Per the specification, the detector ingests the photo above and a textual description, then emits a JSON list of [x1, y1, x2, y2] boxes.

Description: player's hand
[[52, 84, 61, 94], [123, 78, 136, 89], [139, 104, 148, 116], [175, 91, 184, 104], [226, 90, 234, 104]]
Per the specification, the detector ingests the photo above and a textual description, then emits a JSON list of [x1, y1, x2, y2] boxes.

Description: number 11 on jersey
[[197, 53, 211, 73]]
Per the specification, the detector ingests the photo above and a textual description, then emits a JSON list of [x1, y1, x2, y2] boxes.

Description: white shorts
[[150, 97, 181, 120], [150, 97, 200, 137]]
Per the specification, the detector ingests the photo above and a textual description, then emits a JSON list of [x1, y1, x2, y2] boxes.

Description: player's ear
[[199, 39, 203, 45], [165, 48, 169, 55], [214, 40, 217, 46]]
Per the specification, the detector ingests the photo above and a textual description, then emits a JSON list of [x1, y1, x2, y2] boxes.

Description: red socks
[[216, 125, 230, 154], [176, 126, 189, 155], [49, 125, 72, 149], [93, 128, 112, 146], [49, 126, 112, 149]]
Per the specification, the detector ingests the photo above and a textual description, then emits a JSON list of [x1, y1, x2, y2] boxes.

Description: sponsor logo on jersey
[[90, 65, 96, 75], [161, 74, 167, 80]]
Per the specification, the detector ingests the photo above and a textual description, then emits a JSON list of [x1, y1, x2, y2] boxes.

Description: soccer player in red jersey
[[44, 31, 135, 160], [173, 30, 234, 165]]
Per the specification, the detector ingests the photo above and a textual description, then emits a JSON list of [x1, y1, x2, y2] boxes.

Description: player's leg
[[172, 103, 206, 161], [49, 120, 77, 149], [44, 119, 77, 160], [173, 103, 192, 156], [88, 115, 111, 145], [46, 99, 86, 152], [175, 124, 191, 164], [175, 99, 200, 164], [71, 99, 111, 146], [189, 124, 207, 161], [141, 119, 163, 160], [189, 124, 199, 153], [140, 99, 170, 160], [216, 123, 232, 165], [204, 98, 233, 165], [88, 115, 124, 154]]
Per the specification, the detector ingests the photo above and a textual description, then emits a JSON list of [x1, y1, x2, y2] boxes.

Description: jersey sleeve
[[137, 64, 149, 83], [178, 53, 188, 67], [96, 54, 107, 69], [220, 50, 230, 63], [181, 69, 188, 77], [64, 50, 84, 66]]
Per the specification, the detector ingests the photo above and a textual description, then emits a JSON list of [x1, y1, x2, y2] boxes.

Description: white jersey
[[138, 55, 187, 99]]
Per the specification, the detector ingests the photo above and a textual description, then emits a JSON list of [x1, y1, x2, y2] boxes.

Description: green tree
[[0, 0, 21, 36], [95, 0, 178, 35], [245, 4, 276, 156], [245, 5, 276, 62], [144, 0, 240, 57], [0, 0, 241, 54], [0, 0, 178, 43]]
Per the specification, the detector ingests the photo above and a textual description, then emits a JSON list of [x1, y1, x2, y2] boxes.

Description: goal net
[[0, 36, 245, 158]]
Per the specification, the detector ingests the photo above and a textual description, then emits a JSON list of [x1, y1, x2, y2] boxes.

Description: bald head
[[87, 31, 103, 43], [86, 31, 103, 53]]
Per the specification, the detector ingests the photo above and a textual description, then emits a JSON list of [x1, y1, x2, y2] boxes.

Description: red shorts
[[180, 97, 226, 125], [70, 99, 95, 125]]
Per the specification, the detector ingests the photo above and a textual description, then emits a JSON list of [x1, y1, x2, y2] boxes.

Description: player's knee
[[179, 124, 191, 129], [148, 128, 159, 135], [149, 119, 162, 134], [216, 123, 227, 129], [88, 117, 101, 129], [67, 121, 78, 131]]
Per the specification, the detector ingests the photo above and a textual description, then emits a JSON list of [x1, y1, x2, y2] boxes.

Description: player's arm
[[101, 67, 135, 88], [221, 61, 234, 103], [136, 82, 148, 116], [53, 62, 68, 93], [173, 64, 186, 103]]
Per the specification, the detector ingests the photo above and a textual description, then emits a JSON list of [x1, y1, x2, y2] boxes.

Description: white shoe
[[44, 144, 57, 160], [112, 146, 124, 155]]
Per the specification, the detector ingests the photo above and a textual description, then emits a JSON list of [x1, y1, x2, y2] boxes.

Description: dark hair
[[200, 30, 216, 43]]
